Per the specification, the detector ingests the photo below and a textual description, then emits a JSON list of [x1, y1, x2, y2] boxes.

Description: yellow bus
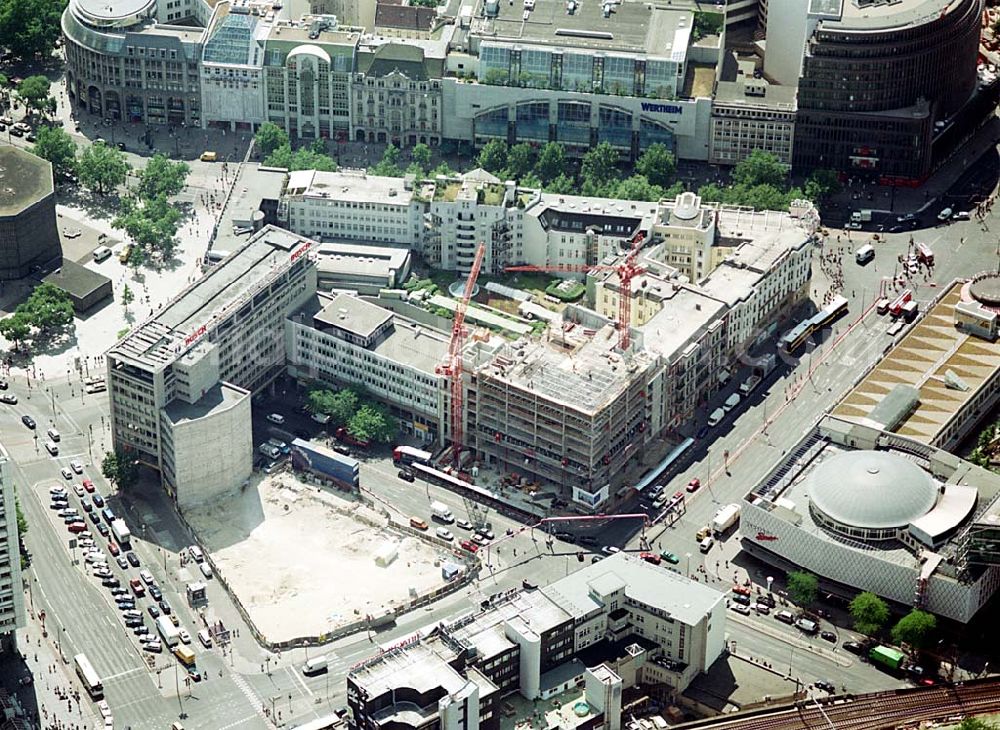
[[173, 645, 196, 667]]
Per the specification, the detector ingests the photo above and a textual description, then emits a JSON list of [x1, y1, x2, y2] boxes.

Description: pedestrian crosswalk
[[231, 671, 276, 728]]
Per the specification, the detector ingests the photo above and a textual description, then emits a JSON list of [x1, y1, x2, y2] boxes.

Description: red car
[[686, 478, 701, 493], [459, 540, 478, 553], [130, 578, 145, 597], [107, 542, 120, 557], [640, 552, 661, 565], [82, 479, 95, 493], [732, 584, 751, 596], [673, 491, 684, 501], [68, 523, 87, 534]]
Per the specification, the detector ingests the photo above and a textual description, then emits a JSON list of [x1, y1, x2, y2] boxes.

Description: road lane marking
[[103, 667, 145, 682], [217, 714, 261, 730], [289, 665, 314, 697]]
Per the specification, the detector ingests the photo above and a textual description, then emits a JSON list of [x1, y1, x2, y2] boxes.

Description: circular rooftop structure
[[969, 272, 1000, 307], [673, 192, 700, 221], [72, 0, 155, 28], [808, 451, 937, 540]]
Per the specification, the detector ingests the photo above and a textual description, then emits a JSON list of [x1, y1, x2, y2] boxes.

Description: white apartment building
[[280, 168, 429, 249], [0, 455, 25, 651], [286, 293, 448, 443], [106, 226, 317, 507]]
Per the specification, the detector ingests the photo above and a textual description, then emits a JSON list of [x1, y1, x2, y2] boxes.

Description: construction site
[[185, 472, 459, 643]]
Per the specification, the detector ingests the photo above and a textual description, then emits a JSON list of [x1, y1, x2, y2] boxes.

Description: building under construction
[[473, 320, 659, 506]]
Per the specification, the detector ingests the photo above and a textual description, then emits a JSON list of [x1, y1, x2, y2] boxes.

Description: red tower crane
[[438, 243, 486, 467], [506, 232, 646, 350]]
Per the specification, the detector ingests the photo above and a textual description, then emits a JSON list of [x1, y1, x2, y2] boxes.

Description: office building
[[0, 148, 62, 280], [709, 77, 796, 167], [351, 39, 445, 146], [348, 553, 725, 730], [106, 226, 317, 507], [742, 416, 1000, 623], [286, 293, 448, 443], [62, 0, 207, 124], [764, 0, 983, 181], [311, 242, 412, 292], [0, 456, 25, 652]]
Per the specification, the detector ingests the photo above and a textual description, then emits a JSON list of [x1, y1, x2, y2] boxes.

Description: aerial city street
[[2, 0, 1000, 728]]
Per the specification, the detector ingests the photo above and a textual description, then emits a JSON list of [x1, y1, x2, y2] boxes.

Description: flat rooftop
[[349, 638, 465, 697], [43, 259, 111, 299], [316, 292, 393, 338], [476, 0, 692, 58], [820, 0, 968, 32], [286, 168, 416, 206], [638, 285, 726, 362], [528, 193, 657, 237], [210, 164, 287, 255], [832, 281, 1000, 446], [699, 230, 807, 301], [713, 80, 797, 109], [478, 323, 655, 414], [445, 588, 569, 654], [164, 382, 249, 424], [113, 226, 314, 369], [543, 552, 724, 626], [314, 242, 410, 279], [0, 147, 53, 216]]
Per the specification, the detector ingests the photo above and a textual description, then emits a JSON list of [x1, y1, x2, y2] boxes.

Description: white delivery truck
[[110, 519, 131, 547], [157, 615, 181, 647], [430, 501, 454, 523], [712, 503, 741, 535]]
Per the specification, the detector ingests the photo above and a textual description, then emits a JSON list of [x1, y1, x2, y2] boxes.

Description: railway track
[[675, 677, 1000, 730]]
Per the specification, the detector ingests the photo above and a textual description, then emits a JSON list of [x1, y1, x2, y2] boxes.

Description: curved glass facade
[[598, 106, 631, 147], [475, 107, 508, 138], [556, 101, 590, 145], [516, 102, 549, 142], [639, 118, 674, 150]]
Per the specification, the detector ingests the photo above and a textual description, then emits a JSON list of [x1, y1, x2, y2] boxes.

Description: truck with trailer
[[712, 504, 741, 535], [110, 519, 131, 548], [290, 438, 360, 492], [430, 501, 455, 523], [850, 209, 873, 224], [156, 615, 181, 647], [870, 645, 906, 672]]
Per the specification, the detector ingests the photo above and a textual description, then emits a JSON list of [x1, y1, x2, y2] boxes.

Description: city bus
[[779, 296, 848, 355], [392, 445, 433, 467], [74, 653, 103, 699]]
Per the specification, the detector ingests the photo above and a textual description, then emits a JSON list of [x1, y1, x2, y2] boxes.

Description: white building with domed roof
[[742, 415, 1000, 623]]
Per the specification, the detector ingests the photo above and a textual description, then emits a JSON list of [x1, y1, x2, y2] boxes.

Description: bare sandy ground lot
[[186, 474, 453, 642]]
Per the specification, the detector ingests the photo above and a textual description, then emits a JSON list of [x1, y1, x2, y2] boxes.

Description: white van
[[93, 246, 112, 262], [188, 545, 204, 563], [723, 393, 741, 412], [707, 408, 725, 427], [47, 427, 60, 442], [197, 629, 213, 648], [855, 244, 875, 265], [937, 207, 953, 222], [699, 536, 714, 553], [45, 440, 59, 456], [301, 655, 329, 675], [266, 413, 285, 425]]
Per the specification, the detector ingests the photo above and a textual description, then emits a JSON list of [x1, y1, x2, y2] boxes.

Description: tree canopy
[[849, 592, 890, 636], [16, 74, 51, 113], [101, 449, 139, 491], [504, 143, 536, 181], [254, 122, 289, 157], [0, 282, 74, 349], [348, 403, 397, 444], [77, 142, 130, 195], [635, 143, 677, 188], [112, 193, 182, 258], [732, 150, 789, 188], [411, 143, 432, 171], [580, 142, 621, 193], [135, 154, 190, 200], [476, 139, 508, 174], [32, 126, 77, 176], [891, 610, 936, 649], [535, 142, 566, 184], [264, 142, 337, 172], [0, 0, 65, 59], [786, 571, 819, 605], [308, 388, 359, 428]]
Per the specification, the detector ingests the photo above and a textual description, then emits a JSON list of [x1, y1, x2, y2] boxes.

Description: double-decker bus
[[74, 653, 103, 699]]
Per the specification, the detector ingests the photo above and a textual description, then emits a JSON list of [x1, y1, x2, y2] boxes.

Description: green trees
[[369, 144, 402, 176], [265, 141, 337, 172], [694, 150, 807, 212], [120, 283, 134, 312], [476, 139, 508, 174], [580, 142, 621, 194], [112, 193, 182, 258], [0, 0, 66, 58], [535, 142, 566, 184], [308, 388, 359, 427], [786, 571, 819, 606], [0, 282, 75, 350], [77, 141, 129, 195], [32, 126, 77, 176], [348, 403, 397, 444], [956, 719, 999, 730], [732, 150, 789, 188], [101, 449, 139, 491], [411, 143, 432, 171], [135, 153, 190, 200], [635, 143, 677, 188], [891, 609, 936, 649], [804, 169, 841, 204], [254, 122, 290, 157], [15, 497, 28, 569], [849, 592, 890, 636], [16, 74, 51, 115], [307, 387, 397, 443], [505, 143, 536, 180]]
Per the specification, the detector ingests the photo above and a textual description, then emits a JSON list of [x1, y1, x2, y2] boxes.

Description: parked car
[[686, 478, 701, 493], [126, 552, 140, 567], [639, 552, 661, 565], [843, 641, 865, 655], [815, 680, 836, 694], [459, 540, 478, 553], [21, 415, 35, 429], [821, 631, 836, 642]]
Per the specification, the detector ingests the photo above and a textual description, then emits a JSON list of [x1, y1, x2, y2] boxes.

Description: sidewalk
[[16, 582, 101, 730]]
